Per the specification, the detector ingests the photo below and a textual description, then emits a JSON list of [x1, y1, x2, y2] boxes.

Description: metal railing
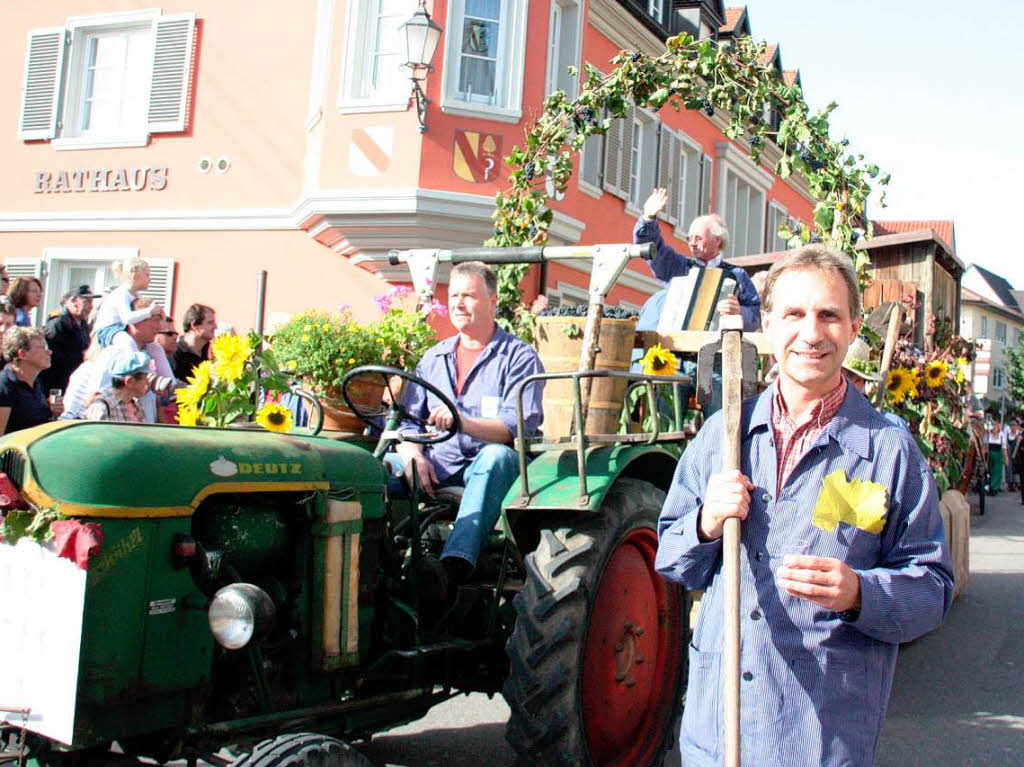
[[513, 369, 692, 506]]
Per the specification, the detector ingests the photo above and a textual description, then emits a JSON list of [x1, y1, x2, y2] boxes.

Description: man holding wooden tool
[[656, 245, 953, 766]]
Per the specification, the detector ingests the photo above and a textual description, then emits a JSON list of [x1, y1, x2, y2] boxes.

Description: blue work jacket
[[400, 325, 544, 483], [656, 381, 954, 766], [633, 216, 762, 331]]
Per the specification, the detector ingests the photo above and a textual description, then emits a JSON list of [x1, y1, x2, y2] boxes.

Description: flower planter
[[534, 316, 637, 438], [311, 378, 386, 434]]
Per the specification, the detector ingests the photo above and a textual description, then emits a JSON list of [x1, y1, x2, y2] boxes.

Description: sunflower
[[641, 344, 679, 376], [256, 402, 294, 433], [885, 367, 917, 404], [212, 334, 253, 383], [923, 360, 949, 389], [177, 404, 199, 427], [176, 360, 213, 408]]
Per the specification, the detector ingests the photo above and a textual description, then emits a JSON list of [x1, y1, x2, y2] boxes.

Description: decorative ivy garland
[[487, 33, 890, 334]]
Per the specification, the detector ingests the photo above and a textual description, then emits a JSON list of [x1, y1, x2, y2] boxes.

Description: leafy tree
[[1005, 335, 1024, 406]]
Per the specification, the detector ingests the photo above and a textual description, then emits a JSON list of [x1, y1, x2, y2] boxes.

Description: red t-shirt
[[455, 341, 485, 395]]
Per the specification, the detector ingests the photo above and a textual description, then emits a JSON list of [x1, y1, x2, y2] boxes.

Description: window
[[981, 316, 989, 337], [339, 0, 416, 110], [721, 170, 766, 257], [545, 0, 581, 98], [548, 282, 589, 309], [996, 321, 1007, 343], [442, 0, 528, 121], [993, 368, 1005, 389], [765, 202, 792, 252], [1016, 329, 1022, 346], [648, 1, 664, 23], [699, 154, 713, 216], [716, 143, 772, 257], [19, 10, 196, 148], [603, 103, 656, 208]]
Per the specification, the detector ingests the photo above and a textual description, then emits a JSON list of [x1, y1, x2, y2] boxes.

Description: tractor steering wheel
[[340, 365, 461, 445]]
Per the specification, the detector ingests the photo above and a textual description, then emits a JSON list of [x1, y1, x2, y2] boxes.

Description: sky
[[746, 0, 1023, 284]]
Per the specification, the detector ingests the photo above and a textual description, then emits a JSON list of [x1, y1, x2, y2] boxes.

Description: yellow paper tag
[[812, 470, 888, 534]]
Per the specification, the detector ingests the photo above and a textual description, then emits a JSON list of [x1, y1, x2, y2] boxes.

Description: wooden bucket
[[535, 316, 637, 438]]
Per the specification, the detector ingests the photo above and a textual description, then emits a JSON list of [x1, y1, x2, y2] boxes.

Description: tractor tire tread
[[232, 732, 372, 767]]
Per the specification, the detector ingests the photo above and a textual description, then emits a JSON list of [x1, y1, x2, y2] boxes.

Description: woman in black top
[[0, 327, 60, 435]]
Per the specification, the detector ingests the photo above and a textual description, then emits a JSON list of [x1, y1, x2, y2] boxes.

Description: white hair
[[688, 213, 729, 251]]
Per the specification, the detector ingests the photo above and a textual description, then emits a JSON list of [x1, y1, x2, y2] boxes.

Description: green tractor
[[0, 244, 696, 767]]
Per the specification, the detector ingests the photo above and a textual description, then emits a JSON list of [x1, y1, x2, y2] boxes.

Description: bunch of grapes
[[539, 305, 638, 319]]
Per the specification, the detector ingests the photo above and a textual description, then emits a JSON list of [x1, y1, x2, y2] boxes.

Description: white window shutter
[[18, 28, 67, 140], [4, 259, 45, 326], [137, 258, 175, 314], [617, 103, 636, 202], [146, 13, 196, 133], [602, 113, 623, 196], [700, 154, 713, 214]]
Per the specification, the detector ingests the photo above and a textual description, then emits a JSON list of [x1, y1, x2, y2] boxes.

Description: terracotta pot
[[310, 378, 387, 433]]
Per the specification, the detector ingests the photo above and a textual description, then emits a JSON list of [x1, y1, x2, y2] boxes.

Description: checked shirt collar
[[771, 378, 848, 494]]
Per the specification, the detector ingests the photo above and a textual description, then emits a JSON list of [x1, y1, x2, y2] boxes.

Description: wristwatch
[[836, 608, 860, 622]]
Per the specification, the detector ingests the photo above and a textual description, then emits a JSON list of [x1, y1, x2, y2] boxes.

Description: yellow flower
[[286, 359, 297, 371], [177, 404, 199, 427], [923, 360, 949, 389], [348, 357, 356, 365], [955, 357, 968, 384], [885, 367, 917, 404], [256, 402, 294, 433], [321, 323, 331, 331], [303, 324, 312, 332], [175, 361, 212, 408], [301, 334, 310, 343], [212, 334, 253, 383], [640, 344, 679, 376]]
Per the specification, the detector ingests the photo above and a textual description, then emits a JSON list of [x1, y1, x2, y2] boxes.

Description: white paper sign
[[0, 539, 87, 744]]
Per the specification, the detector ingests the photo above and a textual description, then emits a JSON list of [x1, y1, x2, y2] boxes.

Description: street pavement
[[360, 489, 1024, 767]]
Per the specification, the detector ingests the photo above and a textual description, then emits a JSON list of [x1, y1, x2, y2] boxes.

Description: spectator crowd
[[0, 259, 219, 436]]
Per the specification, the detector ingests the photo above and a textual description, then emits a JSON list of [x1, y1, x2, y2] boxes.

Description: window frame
[[996, 320, 1007, 343], [52, 9, 159, 150], [338, 0, 417, 114], [624, 106, 659, 215], [672, 131, 705, 240], [715, 142, 772, 258], [21, 9, 195, 150], [41, 246, 175, 318], [544, 0, 582, 99], [981, 315, 989, 337], [441, 0, 528, 123]]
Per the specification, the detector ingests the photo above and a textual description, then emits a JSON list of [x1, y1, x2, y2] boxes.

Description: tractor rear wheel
[[232, 733, 372, 767], [504, 479, 686, 767]]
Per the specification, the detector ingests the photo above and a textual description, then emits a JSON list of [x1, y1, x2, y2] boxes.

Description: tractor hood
[[0, 421, 386, 518]]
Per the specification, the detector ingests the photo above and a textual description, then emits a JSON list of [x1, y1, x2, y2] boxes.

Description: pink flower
[[389, 285, 412, 297], [424, 299, 448, 318], [530, 294, 550, 314], [336, 303, 352, 314], [373, 294, 393, 314]]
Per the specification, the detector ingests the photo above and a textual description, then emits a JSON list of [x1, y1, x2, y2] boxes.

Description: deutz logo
[[237, 462, 303, 476]]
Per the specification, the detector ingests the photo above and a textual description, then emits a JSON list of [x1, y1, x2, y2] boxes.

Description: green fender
[[501, 443, 685, 514]]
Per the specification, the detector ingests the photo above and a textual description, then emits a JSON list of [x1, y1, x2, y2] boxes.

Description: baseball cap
[[110, 351, 152, 378], [63, 285, 99, 301]]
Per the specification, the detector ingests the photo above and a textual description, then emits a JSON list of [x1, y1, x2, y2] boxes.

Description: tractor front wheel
[[504, 479, 686, 766]]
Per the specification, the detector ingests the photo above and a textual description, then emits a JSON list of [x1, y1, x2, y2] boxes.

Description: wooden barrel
[[535, 316, 637, 438]]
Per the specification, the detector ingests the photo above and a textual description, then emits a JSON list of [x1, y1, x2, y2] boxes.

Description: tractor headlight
[[208, 583, 275, 650]]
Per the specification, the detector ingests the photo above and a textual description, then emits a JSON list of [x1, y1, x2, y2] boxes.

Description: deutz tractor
[[0, 244, 695, 767]]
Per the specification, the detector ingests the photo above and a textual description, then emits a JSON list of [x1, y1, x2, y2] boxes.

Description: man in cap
[[42, 285, 96, 393], [85, 351, 152, 422]]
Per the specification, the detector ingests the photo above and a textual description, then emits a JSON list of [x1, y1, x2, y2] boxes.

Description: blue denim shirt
[[656, 381, 953, 766], [633, 216, 762, 331], [401, 325, 545, 483]]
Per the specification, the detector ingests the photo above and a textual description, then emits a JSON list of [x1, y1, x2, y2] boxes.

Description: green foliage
[[487, 35, 889, 322], [270, 291, 440, 393], [1, 506, 62, 546]]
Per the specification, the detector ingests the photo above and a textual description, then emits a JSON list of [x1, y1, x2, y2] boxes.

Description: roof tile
[[872, 220, 955, 252], [721, 7, 745, 32]]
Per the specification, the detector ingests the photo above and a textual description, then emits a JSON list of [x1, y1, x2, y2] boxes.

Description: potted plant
[[270, 288, 443, 430], [175, 332, 295, 432]]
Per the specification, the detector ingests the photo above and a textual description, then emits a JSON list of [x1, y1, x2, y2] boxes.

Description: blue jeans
[[383, 444, 520, 567]]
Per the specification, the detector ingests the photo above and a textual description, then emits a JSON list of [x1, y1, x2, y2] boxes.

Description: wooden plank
[[638, 330, 773, 355]]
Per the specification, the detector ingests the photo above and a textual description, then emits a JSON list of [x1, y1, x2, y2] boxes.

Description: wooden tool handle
[[875, 304, 903, 410], [719, 317, 743, 767]]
